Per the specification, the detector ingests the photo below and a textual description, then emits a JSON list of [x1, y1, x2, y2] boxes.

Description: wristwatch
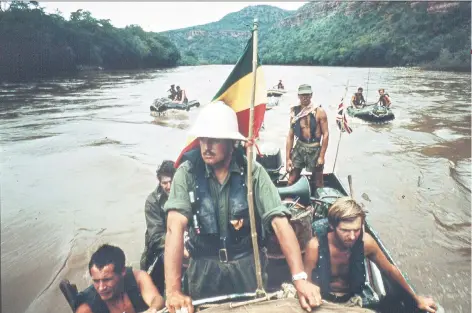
[[292, 272, 308, 282]]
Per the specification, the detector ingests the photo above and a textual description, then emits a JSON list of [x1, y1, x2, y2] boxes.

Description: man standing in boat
[[286, 84, 329, 192], [350, 87, 366, 108], [168, 85, 177, 100], [140, 160, 180, 295], [377, 88, 391, 108], [304, 197, 438, 312], [75, 244, 164, 313], [174, 86, 188, 105], [164, 101, 322, 313]]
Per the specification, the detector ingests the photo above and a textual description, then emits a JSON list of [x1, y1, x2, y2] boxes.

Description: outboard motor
[[256, 144, 283, 184]]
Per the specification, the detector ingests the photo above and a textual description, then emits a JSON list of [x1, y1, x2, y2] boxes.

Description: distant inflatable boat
[[150, 97, 200, 114], [267, 89, 286, 97], [347, 104, 395, 123]]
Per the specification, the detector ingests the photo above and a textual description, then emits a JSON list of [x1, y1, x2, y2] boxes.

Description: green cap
[[298, 84, 312, 95]]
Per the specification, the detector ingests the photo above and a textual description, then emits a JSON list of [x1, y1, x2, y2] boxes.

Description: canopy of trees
[[0, 1, 180, 81], [165, 2, 471, 71]]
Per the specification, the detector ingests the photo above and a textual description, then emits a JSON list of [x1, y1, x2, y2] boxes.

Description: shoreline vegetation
[[0, 1, 180, 82], [1, 1, 470, 83]]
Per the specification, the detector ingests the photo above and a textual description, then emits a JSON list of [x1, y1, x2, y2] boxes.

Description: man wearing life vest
[[168, 85, 177, 100], [277, 79, 284, 90], [75, 244, 164, 313], [377, 88, 391, 108], [174, 86, 188, 105], [286, 84, 329, 192], [140, 160, 181, 295], [351, 87, 366, 108], [163, 101, 323, 313], [304, 198, 437, 312]]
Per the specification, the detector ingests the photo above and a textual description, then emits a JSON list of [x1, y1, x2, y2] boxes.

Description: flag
[[174, 33, 267, 167], [336, 101, 353, 134]]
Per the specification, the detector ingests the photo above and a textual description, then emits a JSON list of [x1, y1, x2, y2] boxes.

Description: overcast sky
[[40, 2, 306, 32]]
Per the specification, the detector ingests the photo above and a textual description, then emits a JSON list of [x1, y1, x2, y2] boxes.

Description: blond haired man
[[304, 197, 437, 312]]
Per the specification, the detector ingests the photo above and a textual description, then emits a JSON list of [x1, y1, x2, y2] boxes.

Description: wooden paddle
[[348, 175, 354, 199]]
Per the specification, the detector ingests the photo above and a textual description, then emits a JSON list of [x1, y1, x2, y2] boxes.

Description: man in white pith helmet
[[163, 101, 323, 313]]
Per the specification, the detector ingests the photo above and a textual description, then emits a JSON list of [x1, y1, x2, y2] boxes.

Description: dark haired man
[[168, 85, 177, 100], [351, 87, 366, 109], [140, 160, 178, 294], [76, 244, 164, 313]]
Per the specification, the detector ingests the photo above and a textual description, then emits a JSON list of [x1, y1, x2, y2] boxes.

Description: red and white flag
[[336, 101, 352, 134]]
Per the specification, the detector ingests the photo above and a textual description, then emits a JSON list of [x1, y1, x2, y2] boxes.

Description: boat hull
[[347, 105, 395, 122], [150, 97, 200, 114], [267, 89, 286, 97], [266, 172, 429, 313]]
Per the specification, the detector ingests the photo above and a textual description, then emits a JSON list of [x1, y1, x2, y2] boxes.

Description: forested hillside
[[164, 5, 293, 65], [0, 1, 180, 81], [164, 1, 471, 71]]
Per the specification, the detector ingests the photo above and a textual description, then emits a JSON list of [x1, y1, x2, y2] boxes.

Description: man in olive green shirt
[[163, 101, 322, 313], [140, 160, 176, 294]]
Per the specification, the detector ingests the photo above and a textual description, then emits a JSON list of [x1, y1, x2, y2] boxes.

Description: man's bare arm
[[317, 108, 329, 160], [364, 233, 437, 312], [272, 216, 322, 310], [180, 90, 186, 104], [135, 270, 165, 310], [164, 210, 188, 295], [286, 127, 294, 162], [272, 217, 304, 275], [303, 237, 320, 283]]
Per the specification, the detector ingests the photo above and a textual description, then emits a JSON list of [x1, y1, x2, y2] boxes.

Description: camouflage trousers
[[186, 252, 268, 300], [291, 140, 324, 188]]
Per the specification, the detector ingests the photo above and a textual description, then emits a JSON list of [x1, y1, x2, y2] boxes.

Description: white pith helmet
[[189, 101, 246, 141]]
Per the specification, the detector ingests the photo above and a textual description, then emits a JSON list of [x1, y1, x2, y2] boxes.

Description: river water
[[1, 65, 470, 313]]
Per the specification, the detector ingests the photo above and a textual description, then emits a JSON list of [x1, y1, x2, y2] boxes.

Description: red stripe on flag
[[174, 138, 199, 168], [235, 103, 266, 138]]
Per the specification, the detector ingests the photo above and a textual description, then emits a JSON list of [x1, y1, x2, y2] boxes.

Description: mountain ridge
[[161, 2, 470, 71]]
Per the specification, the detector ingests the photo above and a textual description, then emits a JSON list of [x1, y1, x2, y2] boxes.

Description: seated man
[[304, 197, 437, 312], [277, 80, 284, 90], [140, 160, 176, 294], [351, 87, 366, 108], [377, 89, 391, 108], [168, 85, 177, 100], [174, 86, 188, 105], [76, 244, 164, 313], [286, 84, 329, 192]]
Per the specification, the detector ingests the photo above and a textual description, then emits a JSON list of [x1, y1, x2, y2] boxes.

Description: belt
[[296, 140, 320, 147], [191, 249, 253, 262]]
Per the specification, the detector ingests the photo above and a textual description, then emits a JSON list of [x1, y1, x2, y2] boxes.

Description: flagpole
[[332, 80, 349, 173], [246, 18, 265, 295]]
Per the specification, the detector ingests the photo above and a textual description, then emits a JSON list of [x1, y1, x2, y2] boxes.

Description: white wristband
[[292, 272, 308, 282]]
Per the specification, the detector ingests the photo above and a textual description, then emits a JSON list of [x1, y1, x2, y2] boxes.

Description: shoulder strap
[[75, 285, 109, 313], [124, 267, 149, 312]]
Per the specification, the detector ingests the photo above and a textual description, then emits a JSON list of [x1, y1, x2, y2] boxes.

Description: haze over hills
[[162, 1, 471, 71]]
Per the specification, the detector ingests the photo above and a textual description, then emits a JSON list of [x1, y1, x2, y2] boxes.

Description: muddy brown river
[[1, 65, 470, 313]]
